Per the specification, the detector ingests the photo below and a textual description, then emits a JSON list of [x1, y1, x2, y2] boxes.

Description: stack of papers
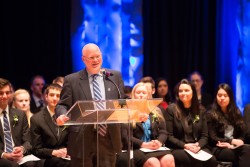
[[18, 154, 40, 165], [184, 149, 213, 161], [140, 147, 170, 152]]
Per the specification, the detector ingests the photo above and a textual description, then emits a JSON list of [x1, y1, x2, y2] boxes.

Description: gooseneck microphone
[[101, 69, 121, 99], [101, 69, 126, 107], [102, 70, 114, 78]]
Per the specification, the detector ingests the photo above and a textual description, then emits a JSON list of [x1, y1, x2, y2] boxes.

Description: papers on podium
[[184, 149, 213, 161]]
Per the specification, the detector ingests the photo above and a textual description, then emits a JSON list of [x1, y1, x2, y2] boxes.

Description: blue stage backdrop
[[71, 0, 143, 86], [216, 0, 250, 112]]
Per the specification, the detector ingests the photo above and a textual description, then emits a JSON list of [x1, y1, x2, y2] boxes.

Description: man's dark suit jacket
[[30, 96, 43, 114], [55, 68, 125, 159], [30, 107, 69, 159], [165, 103, 208, 149], [0, 108, 32, 156]]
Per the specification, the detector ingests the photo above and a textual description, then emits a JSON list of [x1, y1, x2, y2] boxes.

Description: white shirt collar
[[0, 105, 9, 115]]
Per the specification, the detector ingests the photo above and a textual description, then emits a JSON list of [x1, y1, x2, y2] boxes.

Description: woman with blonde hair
[[12, 89, 33, 127], [130, 82, 175, 167]]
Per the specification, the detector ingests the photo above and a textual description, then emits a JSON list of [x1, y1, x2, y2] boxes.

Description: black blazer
[[30, 95, 43, 114], [30, 107, 69, 159], [132, 111, 167, 149], [165, 103, 208, 149], [55, 68, 125, 158], [207, 109, 246, 147], [0, 108, 32, 156], [244, 104, 250, 144]]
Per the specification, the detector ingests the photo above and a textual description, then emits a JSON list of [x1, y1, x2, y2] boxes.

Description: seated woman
[[207, 83, 250, 167], [130, 82, 175, 167], [165, 79, 217, 167], [131, 83, 175, 167], [154, 78, 174, 110], [12, 89, 33, 127]]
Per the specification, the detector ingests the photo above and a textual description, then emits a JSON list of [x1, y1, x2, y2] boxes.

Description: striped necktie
[[2, 111, 13, 153], [92, 74, 107, 136]]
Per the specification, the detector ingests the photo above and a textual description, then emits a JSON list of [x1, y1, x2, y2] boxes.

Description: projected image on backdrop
[[71, 0, 143, 86]]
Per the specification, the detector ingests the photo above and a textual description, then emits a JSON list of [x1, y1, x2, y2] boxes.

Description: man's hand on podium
[[56, 115, 69, 126]]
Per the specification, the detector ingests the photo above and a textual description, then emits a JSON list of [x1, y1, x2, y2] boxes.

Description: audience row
[[1, 71, 250, 167]]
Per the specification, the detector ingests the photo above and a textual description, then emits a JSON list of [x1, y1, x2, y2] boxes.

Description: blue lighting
[[71, 0, 143, 86], [216, 0, 250, 112]]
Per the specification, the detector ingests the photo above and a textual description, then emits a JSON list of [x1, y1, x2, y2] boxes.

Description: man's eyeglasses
[[84, 55, 101, 61], [0, 91, 12, 96]]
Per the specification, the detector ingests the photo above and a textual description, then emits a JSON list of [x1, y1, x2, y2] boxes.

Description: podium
[[63, 98, 162, 167]]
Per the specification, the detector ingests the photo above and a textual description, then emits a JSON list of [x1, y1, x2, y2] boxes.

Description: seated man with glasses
[[188, 71, 213, 110]]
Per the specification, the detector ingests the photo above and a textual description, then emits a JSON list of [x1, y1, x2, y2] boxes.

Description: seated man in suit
[[30, 83, 70, 167], [0, 78, 35, 167], [29, 75, 46, 114]]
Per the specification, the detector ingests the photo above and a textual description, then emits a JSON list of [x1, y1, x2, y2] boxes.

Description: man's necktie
[[52, 114, 59, 136], [2, 111, 13, 153], [38, 100, 44, 108], [93, 74, 107, 136]]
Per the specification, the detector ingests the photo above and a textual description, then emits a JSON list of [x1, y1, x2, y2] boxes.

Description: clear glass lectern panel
[[63, 99, 162, 167], [64, 99, 132, 125], [125, 98, 162, 122]]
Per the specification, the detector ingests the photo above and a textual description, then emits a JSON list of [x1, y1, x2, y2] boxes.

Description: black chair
[[217, 161, 232, 167], [243, 104, 250, 144]]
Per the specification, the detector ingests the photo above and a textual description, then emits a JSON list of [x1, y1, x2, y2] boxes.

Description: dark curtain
[[143, 0, 217, 94], [0, 0, 71, 90], [1, 0, 218, 95]]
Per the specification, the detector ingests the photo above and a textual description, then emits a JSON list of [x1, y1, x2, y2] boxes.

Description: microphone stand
[[103, 73, 126, 108], [102, 70, 133, 166]]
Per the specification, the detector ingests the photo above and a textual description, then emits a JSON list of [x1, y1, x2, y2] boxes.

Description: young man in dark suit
[[0, 78, 35, 167], [55, 43, 125, 167], [30, 83, 70, 167]]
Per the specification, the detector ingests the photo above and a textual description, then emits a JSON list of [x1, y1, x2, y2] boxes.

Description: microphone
[[101, 69, 126, 107], [102, 69, 114, 78], [101, 69, 121, 99]]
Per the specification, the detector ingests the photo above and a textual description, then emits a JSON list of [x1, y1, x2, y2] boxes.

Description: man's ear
[[152, 88, 155, 95], [82, 56, 85, 63]]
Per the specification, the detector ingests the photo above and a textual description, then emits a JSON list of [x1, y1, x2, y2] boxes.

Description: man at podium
[[55, 43, 125, 167]]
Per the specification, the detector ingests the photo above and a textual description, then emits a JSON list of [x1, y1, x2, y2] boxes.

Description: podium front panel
[[61, 99, 162, 167]]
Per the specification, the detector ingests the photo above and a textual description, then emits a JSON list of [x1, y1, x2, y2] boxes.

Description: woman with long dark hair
[[207, 83, 250, 167], [154, 78, 173, 110], [166, 79, 217, 167]]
